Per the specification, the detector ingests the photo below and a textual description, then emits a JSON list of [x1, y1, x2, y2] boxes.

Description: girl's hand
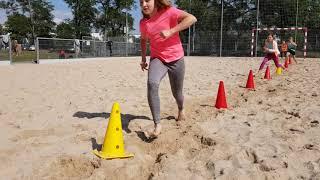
[[160, 29, 174, 39], [140, 61, 148, 71]]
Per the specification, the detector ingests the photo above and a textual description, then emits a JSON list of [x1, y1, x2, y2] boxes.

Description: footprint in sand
[[10, 129, 54, 142], [41, 155, 100, 179]]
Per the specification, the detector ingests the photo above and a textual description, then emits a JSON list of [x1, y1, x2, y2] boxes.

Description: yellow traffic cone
[[276, 67, 282, 75], [93, 102, 134, 159]]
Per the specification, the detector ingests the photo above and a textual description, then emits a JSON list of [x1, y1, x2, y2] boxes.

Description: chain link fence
[[37, 37, 143, 61], [176, 0, 320, 58], [33, 0, 319, 62]]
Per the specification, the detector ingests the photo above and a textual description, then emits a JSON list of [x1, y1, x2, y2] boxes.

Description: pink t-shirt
[[140, 7, 184, 63]]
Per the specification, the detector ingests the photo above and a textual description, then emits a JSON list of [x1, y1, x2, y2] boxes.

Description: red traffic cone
[[264, 66, 271, 80], [246, 70, 255, 90], [284, 58, 289, 68], [215, 81, 227, 109]]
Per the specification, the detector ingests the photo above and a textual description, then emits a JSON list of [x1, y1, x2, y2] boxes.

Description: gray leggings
[[148, 58, 185, 124]]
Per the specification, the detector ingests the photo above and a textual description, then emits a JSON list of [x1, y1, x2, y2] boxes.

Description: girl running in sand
[[139, 0, 197, 138], [287, 37, 298, 64], [258, 33, 283, 74]]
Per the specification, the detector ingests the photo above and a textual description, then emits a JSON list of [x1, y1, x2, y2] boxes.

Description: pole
[[219, 0, 224, 57], [9, 36, 12, 64], [28, 0, 35, 45], [255, 0, 260, 57], [187, 0, 191, 56], [295, 0, 299, 42], [192, 24, 195, 52], [36, 37, 39, 63], [125, 4, 128, 57]]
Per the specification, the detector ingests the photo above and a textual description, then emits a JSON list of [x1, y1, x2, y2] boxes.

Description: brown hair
[[142, 0, 172, 18], [156, 0, 171, 9]]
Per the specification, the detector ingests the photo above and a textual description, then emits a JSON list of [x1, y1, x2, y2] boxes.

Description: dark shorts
[[288, 48, 296, 56]]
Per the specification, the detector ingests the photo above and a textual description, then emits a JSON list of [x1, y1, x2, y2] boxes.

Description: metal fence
[[36, 36, 189, 61], [33, 0, 320, 61], [36, 37, 143, 61], [0, 34, 12, 63], [176, 0, 320, 58]]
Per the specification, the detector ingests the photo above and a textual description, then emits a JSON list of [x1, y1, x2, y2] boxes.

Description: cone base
[[93, 149, 134, 159], [215, 105, 227, 109]]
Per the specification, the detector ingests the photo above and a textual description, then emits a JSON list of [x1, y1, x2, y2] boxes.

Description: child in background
[[287, 37, 298, 64], [280, 40, 288, 61], [258, 33, 283, 74]]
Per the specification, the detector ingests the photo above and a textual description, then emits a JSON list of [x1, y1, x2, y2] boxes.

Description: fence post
[[187, 0, 191, 56], [93, 38, 96, 57], [295, 0, 299, 42], [36, 37, 39, 63], [219, 0, 224, 57], [192, 24, 195, 53], [9, 36, 12, 64], [255, 0, 260, 57]]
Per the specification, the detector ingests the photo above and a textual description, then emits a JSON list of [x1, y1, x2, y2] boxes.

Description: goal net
[[251, 27, 307, 58]]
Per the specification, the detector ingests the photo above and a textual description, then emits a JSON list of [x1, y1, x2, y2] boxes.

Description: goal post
[[251, 27, 308, 59]]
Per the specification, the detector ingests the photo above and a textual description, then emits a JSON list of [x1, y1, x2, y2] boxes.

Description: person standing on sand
[[287, 37, 298, 64], [257, 33, 283, 75], [139, 0, 197, 138]]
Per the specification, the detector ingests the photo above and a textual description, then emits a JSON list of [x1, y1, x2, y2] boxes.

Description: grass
[[0, 50, 10, 61]]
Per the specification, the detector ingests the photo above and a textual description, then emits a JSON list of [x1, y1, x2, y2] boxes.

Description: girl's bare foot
[[144, 124, 162, 138], [177, 109, 185, 121]]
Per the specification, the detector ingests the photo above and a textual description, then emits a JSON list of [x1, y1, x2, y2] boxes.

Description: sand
[[0, 57, 319, 180]]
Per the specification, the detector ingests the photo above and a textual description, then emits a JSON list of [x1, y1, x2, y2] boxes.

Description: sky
[[0, 0, 142, 34]]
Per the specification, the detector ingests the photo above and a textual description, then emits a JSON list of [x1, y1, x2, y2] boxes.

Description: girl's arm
[[171, 11, 197, 34], [160, 11, 197, 39], [140, 34, 149, 71], [291, 41, 297, 46]]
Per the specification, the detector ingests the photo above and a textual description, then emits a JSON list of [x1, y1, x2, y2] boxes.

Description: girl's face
[[267, 35, 273, 42], [140, 0, 156, 16]]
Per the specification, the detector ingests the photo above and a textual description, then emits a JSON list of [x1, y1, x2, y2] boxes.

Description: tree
[[4, 13, 30, 40], [56, 21, 74, 39], [95, 0, 134, 39], [64, 0, 97, 39], [31, 0, 56, 38], [0, 0, 55, 39], [175, 0, 255, 54]]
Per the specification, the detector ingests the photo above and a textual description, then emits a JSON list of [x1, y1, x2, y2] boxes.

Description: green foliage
[[64, 0, 97, 39], [30, 0, 56, 37], [56, 21, 74, 39], [0, 24, 3, 34], [95, 0, 135, 38], [0, 0, 55, 39], [5, 13, 30, 40]]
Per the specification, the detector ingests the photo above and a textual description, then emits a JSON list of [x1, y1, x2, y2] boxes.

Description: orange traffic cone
[[246, 70, 255, 90], [264, 66, 271, 80], [215, 81, 227, 109]]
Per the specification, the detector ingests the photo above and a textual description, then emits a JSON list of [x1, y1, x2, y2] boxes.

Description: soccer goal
[[251, 27, 308, 59]]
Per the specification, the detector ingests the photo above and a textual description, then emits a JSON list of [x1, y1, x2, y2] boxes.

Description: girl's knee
[[148, 80, 160, 90]]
